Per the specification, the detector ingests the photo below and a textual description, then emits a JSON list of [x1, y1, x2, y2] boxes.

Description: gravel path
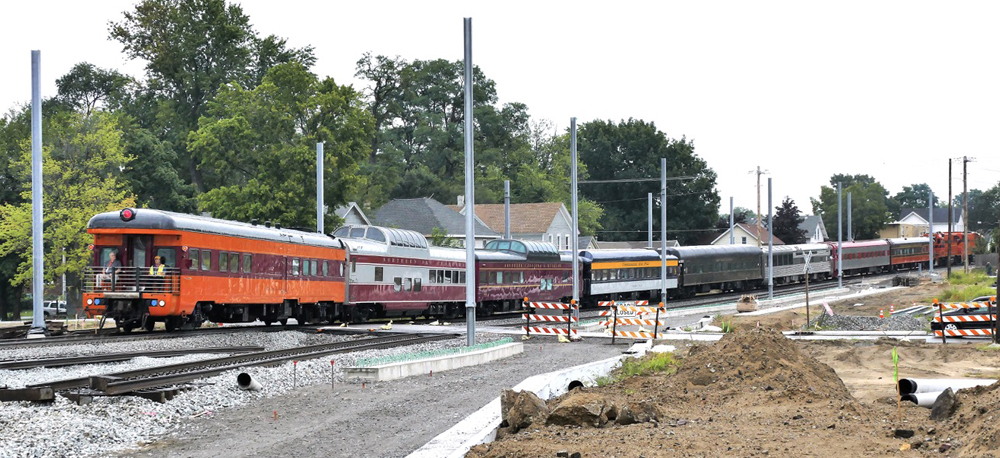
[[0, 330, 628, 458], [126, 336, 627, 458]]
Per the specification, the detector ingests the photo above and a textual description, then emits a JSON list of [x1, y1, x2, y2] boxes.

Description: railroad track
[[2, 333, 455, 403], [0, 323, 329, 349], [0, 346, 265, 370]]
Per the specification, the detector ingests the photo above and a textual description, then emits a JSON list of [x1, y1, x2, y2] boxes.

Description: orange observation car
[[82, 208, 347, 332]]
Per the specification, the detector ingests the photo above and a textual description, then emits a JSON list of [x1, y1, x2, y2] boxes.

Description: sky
[[2, 0, 999, 221]]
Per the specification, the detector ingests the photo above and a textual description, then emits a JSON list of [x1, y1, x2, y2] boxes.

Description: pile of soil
[[468, 328, 940, 457], [943, 381, 1000, 456]]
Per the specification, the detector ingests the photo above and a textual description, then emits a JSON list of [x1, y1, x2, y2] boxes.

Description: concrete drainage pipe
[[897, 378, 996, 395], [237, 372, 262, 391], [901, 391, 944, 408]]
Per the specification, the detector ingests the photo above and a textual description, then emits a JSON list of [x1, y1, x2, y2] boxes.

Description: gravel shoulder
[[127, 337, 627, 458]]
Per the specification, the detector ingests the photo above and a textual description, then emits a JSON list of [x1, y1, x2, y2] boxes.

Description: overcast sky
[[2, 1, 998, 220]]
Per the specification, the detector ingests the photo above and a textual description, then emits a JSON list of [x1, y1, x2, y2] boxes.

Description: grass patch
[[948, 270, 991, 286], [975, 343, 1000, 352], [596, 351, 680, 387], [938, 285, 996, 302]]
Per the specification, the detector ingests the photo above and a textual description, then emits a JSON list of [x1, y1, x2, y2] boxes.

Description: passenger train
[[81, 208, 978, 331]]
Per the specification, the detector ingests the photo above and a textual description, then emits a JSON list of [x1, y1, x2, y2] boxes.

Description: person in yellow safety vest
[[149, 256, 165, 276], [146, 256, 166, 292]]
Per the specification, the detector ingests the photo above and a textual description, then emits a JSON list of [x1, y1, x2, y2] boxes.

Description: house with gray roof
[[798, 215, 829, 243], [373, 197, 499, 247], [333, 201, 371, 226]]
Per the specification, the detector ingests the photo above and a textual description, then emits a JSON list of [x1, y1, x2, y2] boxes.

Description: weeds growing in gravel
[[597, 352, 679, 387], [939, 285, 996, 302], [948, 270, 990, 286]]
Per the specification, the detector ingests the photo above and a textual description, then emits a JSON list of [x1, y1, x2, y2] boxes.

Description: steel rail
[[28, 333, 454, 392], [98, 333, 455, 395], [0, 346, 265, 370]]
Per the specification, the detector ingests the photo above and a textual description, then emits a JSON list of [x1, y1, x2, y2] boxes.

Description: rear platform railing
[[83, 266, 181, 294]]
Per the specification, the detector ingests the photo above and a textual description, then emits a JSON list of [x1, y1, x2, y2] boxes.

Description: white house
[[798, 215, 829, 243], [897, 208, 964, 234], [711, 222, 785, 246], [452, 201, 597, 250]]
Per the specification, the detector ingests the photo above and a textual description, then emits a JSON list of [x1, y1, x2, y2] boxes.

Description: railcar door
[[125, 235, 153, 289]]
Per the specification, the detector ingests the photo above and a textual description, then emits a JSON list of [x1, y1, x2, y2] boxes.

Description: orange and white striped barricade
[[598, 300, 664, 343], [522, 299, 578, 339], [933, 297, 997, 344]]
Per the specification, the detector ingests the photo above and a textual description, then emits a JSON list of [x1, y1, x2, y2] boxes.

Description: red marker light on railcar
[[119, 208, 137, 222]]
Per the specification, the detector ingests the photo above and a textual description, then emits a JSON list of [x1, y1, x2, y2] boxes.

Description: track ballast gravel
[[0, 329, 627, 458]]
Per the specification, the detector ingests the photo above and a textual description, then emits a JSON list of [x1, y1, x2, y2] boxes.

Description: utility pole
[[750, 166, 768, 247], [963, 156, 968, 272], [837, 182, 843, 288], [729, 196, 735, 245], [947, 159, 953, 279]]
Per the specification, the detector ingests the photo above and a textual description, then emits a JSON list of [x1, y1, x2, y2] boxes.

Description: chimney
[[457, 195, 465, 207]]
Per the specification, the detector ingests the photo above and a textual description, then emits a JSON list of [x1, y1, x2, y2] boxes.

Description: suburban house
[[798, 215, 829, 243], [333, 201, 371, 227], [710, 222, 785, 246], [373, 197, 499, 247], [880, 208, 964, 238], [450, 201, 595, 250]]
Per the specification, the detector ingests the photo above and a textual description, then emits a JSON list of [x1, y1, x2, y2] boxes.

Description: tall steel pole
[[648, 193, 653, 248], [462, 18, 476, 345], [767, 178, 773, 300], [756, 166, 763, 247], [316, 143, 324, 233], [29, 51, 46, 337], [571, 118, 580, 317], [847, 193, 852, 242], [963, 156, 969, 273], [948, 159, 953, 278], [929, 190, 934, 272], [660, 158, 667, 305], [729, 196, 735, 245], [504, 180, 511, 239], [837, 182, 843, 288]]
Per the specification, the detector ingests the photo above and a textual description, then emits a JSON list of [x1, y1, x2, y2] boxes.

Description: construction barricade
[[933, 297, 997, 342], [598, 300, 666, 343], [522, 299, 578, 339]]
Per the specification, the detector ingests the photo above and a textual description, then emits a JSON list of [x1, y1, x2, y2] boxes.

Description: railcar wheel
[[263, 320, 272, 326], [164, 317, 180, 332], [279, 318, 288, 326], [353, 307, 372, 324], [142, 316, 155, 332], [121, 323, 134, 334]]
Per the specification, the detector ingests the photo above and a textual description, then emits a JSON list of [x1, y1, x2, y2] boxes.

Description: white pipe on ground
[[897, 378, 996, 395], [901, 391, 944, 408], [237, 372, 262, 391]]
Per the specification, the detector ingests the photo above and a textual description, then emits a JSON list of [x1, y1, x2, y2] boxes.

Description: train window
[[351, 261, 356, 273], [404, 278, 412, 291], [333, 227, 350, 237], [429, 269, 436, 283], [497, 272, 504, 284], [496, 241, 511, 250], [157, 248, 176, 269], [438, 270, 445, 283], [292, 258, 300, 276], [201, 250, 212, 271], [393, 277, 402, 292], [350, 227, 366, 239], [366, 228, 386, 243], [518, 272, 525, 284], [459, 272, 465, 284], [219, 252, 229, 272], [188, 249, 199, 270], [591, 271, 598, 281], [375, 267, 383, 282], [302, 260, 310, 276], [413, 278, 421, 292], [323, 261, 329, 277], [230, 253, 240, 273], [311, 260, 318, 276], [243, 254, 252, 273]]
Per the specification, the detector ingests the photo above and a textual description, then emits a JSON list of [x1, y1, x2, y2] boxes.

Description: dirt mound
[[943, 381, 1000, 456], [657, 327, 857, 408]]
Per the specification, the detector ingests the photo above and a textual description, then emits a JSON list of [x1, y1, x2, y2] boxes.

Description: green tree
[[717, 206, 755, 229], [812, 174, 891, 240], [771, 197, 807, 244], [577, 119, 718, 245], [0, 111, 136, 291], [109, 0, 315, 191], [55, 63, 132, 116], [188, 62, 373, 229], [891, 183, 939, 218], [966, 187, 1000, 233]]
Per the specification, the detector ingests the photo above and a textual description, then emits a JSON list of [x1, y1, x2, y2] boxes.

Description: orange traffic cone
[[890, 303, 894, 316], [879, 309, 884, 319]]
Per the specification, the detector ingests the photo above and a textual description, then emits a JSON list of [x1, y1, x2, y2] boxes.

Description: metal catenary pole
[[29, 50, 46, 337], [571, 118, 580, 322], [767, 178, 773, 300], [929, 190, 934, 272], [504, 180, 511, 239], [837, 182, 843, 288], [316, 142, 324, 233], [661, 157, 667, 306], [947, 159, 953, 279], [462, 18, 476, 345], [963, 156, 969, 273], [729, 196, 735, 245], [648, 193, 653, 248], [847, 192, 852, 242]]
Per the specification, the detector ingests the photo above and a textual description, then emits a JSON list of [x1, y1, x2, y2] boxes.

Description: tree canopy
[[771, 197, 807, 244], [812, 174, 891, 240]]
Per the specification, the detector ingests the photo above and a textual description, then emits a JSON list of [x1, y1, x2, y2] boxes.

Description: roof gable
[[374, 197, 497, 236], [899, 208, 961, 223], [448, 202, 568, 234], [333, 201, 371, 225], [711, 223, 785, 245], [797, 215, 828, 240]]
